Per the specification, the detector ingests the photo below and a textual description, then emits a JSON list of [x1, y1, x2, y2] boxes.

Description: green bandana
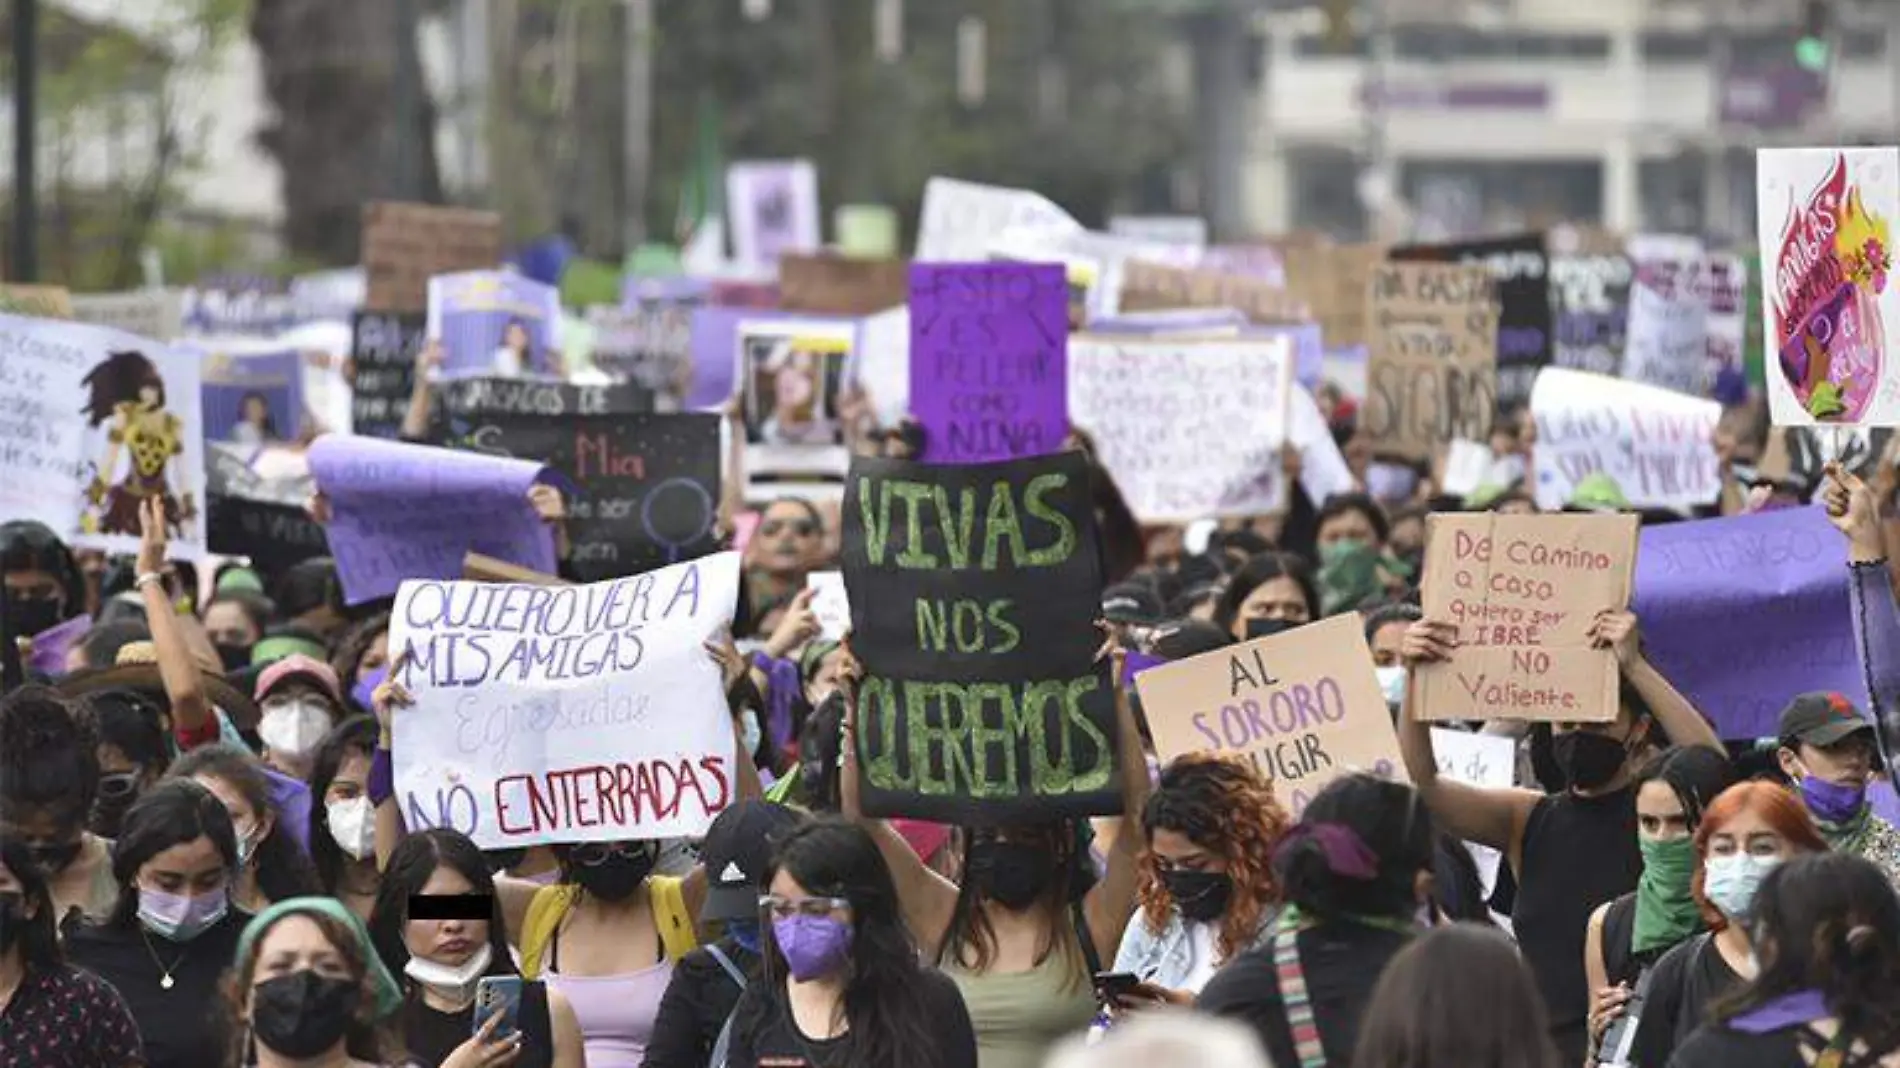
[[1816, 803, 1873, 856], [1317, 540, 1383, 616], [1631, 836, 1702, 954], [237, 897, 404, 1019]]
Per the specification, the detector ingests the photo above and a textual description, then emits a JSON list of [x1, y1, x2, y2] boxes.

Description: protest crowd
[[8, 154, 1900, 1068]]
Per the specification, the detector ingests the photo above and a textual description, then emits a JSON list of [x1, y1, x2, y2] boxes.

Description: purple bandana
[[1729, 989, 1829, 1034]]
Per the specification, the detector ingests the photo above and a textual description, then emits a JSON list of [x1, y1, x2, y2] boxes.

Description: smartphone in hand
[[473, 976, 524, 1042]]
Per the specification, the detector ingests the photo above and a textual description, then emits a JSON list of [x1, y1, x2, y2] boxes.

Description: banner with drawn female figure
[[427, 271, 563, 378], [0, 314, 207, 556], [1756, 148, 1900, 425]]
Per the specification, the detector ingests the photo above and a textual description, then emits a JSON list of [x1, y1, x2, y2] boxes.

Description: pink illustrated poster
[[1756, 148, 1900, 426]]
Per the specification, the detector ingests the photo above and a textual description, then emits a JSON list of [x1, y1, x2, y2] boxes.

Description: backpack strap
[[1070, 901, 1102, 978]]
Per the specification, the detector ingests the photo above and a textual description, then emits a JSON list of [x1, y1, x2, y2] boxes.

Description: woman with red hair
[[1107, 753, 1291, 1009], [1629, 781, 1828, 1067]]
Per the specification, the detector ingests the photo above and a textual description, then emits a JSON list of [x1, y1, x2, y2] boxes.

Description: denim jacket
[[1112, 904, 1278, 993]]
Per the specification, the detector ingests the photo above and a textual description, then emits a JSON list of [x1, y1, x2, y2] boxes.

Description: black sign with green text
[[840, 450, 1119, 824]]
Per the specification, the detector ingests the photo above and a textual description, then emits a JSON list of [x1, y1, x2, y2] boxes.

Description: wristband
[[135, 571, 166, 590]]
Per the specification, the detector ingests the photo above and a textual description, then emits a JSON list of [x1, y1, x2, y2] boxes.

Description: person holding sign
[[1396, 608, 1722, 1068]]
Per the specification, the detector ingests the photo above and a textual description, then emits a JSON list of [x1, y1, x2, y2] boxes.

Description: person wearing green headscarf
[[1313, 493, 1412, 615], [1582, 747, 1734, 1061], [231, 897, 405, 1067]]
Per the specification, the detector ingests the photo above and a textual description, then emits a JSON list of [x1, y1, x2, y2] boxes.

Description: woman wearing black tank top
[[1396, 611, 1723, 1068]]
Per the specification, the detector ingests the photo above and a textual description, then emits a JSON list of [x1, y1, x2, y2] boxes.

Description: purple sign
[[1632, 507, 1857, 739], [27, 613, 91, 676], [199, 350, 304, 445], [1720, 63, 1826, 129], [909, 263, 1069, 464], [426, 271, 563, 377], [1362, 81, 1550, 112], [309, 435, 557, 604], [686, 307, 838, 411]]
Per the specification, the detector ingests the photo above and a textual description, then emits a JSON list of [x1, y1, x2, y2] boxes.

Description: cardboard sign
[[1116, 261, 1307, 324], [389, 555, 742, 847], [1755, 148, 1900, 425], [1280, 243, 1385, 349], [1550, 253, 1631, 377], [1393, 233, 1551, 405], [779, 255, 909, 316], [840, 451, 1119, 824], [462, 413, 723, 583], [1136, 613, 1407, 817], [1362, 262, 1500, 463], [915, 177, 1081, 263], [427, 271, 563, 377], [70, 290, 185, 341], [361, 201, 503, 313], [0, 285, 74, 319], [1418, 512, 1637, 722], [1530, 367, 1721, 513], [1624, 235, 1712, 396], [199, 350, 305, 446], [909, 263, 1069, 465], [1068, 337, 1293, 521], [1699, 252, 1749, 402], [350, 311, 427, 439]]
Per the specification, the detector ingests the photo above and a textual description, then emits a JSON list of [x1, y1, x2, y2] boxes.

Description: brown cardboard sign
[[362, 202, 503, 313], [1362, 262, 1500, 463], [0, 285, 74, 319], [1280, 242, 1386, 349], [1118, 260, 1307, 324], [779, 255, 909, 315], [1417, 512, 1638, 722]]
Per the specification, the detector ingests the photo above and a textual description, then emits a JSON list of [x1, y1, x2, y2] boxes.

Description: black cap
[[1101, 582, 1163, 625], [701, 801, 803, 921], [1149, 619, 1234, 661], [1778, 691, 1876, 749]]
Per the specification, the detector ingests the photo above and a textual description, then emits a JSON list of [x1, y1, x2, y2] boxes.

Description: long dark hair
[[740, 817, 943, 1068], [941, 821, 1093, 982], [308, 715, 380, 896], [1633, 746, 1734, 833], [0, 834, 64, 973], [367, 829, 517, 983], [1350, 923, 1562, 1068], [81, 350, 165, 426], [0, 684, 101, 831], [1213, 552, 1321, 634], [104, 779, 239, 928], [167, 745, 321, 905], [1277, 774, 1434, 923], [1713, 853, 1900, 1042], [329, 613, 391, 713]]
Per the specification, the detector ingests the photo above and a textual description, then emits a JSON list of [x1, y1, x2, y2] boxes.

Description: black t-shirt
[[1633, 934, 1742, 1068], [644, 938, 759, 1068], [1514, 785, 1642, 1068], [403, 981, 554, 1068], [65, 909, 250, 1068], [726, 966, 976, 1068], [1669, 1022, 1900, 1068], [1197, 920, 1413, 1068]]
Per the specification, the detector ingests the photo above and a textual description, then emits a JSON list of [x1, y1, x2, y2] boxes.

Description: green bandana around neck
[[1631, 835, 1702, 954], [1317, 540, 1382, 616]]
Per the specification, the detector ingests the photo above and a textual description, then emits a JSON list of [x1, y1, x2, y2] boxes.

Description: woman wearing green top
[[1583, 746, 1734, 1059]]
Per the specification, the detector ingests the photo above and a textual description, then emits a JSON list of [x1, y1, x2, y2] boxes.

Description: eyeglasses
[[761, 519, 817, 539], [570, 842, 652, 868], [758, 894, 850, 919]]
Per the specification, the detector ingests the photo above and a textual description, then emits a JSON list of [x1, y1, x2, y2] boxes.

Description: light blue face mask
[[1376, 666, 1407, 710], [1703, 853, 1781, 923]]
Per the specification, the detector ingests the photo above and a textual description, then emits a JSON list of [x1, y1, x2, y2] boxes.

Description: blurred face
[[3, 568, 62, 604], [1784, 733, 1876, 788], [1343, 431, 1373, 478], [203, 602, 261, 648], [1489, 429, 1521, 458], [242, 396, 269, 424], [1316, 508, 1380, 552], [1148, 827, 1227, 877], [1388, 516, 1424, 558], [194, 773, 271, 864], [1705, 807, 1802, 861], [137, 834, 228, 898], [138, 383, 161, 408], [806, 649, 844, 708], [0, 805, 85, 877], [1554, 703, 1643, 742], [356, 632, 390, 686], [404, 865, 488, 965], [759, 503, 822, 574], [1494, 497, 1539, 517], [504, 323, 530, 351], [1234, 576, 1311, 638], [1369, 621, 1410, 668], [1636, 780, 1693, 843]]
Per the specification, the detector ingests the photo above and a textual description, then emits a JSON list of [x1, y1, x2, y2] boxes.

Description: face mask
[[0, 893, 22, 955], [1245, 617, 1296, 641], [351, 666, 388, 712], [1703, 854, 1782, 924], [139, 885, 229, 942], [215, 641, 253, 673], [1317, 540, 1383, 615], [772, 913, 854, 982], [325, 797, 376, 862], [740, 710, 763, 758], [967, 840, 1056, 911], [24, 838, 83, 877], [91, 775, 142, 839], [727, 919, 762, 954], [250, 969, 361, 1059], [1159, 869, 1233, 925], [1375, 666, 1407, 710], [1797, 771, 1868, 824], [1552, 730, 1628, 791], [404, 943, 492, 999], [5, 595, 63, 639], [259, 701, 334, 760], [573, 846, 657, 903]]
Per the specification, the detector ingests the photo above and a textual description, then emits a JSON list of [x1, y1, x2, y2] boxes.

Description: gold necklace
[[138, 928, 190, 990]]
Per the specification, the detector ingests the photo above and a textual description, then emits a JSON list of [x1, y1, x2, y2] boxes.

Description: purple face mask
[[772, 914, 854, 982], [1800, 774, 1868, 824], [351, 665, 389, 712]]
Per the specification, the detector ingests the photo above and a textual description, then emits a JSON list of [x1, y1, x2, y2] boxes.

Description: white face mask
[[404, 942, 493, 998], [1375, 665, 1408, 710], [259, 700, 334, 759], [325, 796, 377, 861]]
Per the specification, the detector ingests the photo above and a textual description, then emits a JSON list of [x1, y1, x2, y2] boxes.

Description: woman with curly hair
[[80, 349, 194, 538], [1110, 753, 1291, 1008]]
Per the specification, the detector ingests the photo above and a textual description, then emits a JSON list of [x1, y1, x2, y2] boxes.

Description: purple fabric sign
[[199, 350, 305, 445], [27, 613, 91, 676], [1632, 506, 1857, 739], [1121, 651, 1165, 689], [309, 435, 557, 604], [426, 271, 562, 377], [909, 263, 1069, 464]]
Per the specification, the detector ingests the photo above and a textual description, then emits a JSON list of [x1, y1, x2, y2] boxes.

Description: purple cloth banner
[[687, 306, 836, 410], [1121, 650, 1165, 689], [199, 350, 305, 444], [909, 263, 1069, 464], [1632, 506, 1857, 739], [27, 613, 91, 676], [426, 271, 562, 377], [308, 435, 557, 604]]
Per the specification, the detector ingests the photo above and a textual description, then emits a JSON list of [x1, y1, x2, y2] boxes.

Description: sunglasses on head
[[762, 519, 817, 538]]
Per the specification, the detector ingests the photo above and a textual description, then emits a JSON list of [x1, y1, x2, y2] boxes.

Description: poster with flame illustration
[[1757, 148, 1900, 426]]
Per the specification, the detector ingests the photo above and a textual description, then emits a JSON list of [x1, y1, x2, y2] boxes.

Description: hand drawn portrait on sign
[[78, 350, 196, 538]]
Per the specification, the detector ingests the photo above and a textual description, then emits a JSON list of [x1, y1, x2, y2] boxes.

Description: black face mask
[[24, 838, 83, 878], [1552, 730, 1629, 791], [1245, 617, 1296, 640], [967, 840, 1057, 911], [91, 773, 144, 838], [5, 596, 63, 639], [214, 642, 254, 673], [250, 969, 360, 1059], [1160, 869, 1234, 925], [0, 892, 23, 955], [573, 847, 657, 902]]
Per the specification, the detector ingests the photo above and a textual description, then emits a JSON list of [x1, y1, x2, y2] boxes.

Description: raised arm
[[1823, 462, 1900, 754], [400, 341, 441, 441], [1395, 620, 1542, 860], [1590, 610, 1722, 754], [135, 498, 211, 736], [1082, 648, 1152, 967]]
